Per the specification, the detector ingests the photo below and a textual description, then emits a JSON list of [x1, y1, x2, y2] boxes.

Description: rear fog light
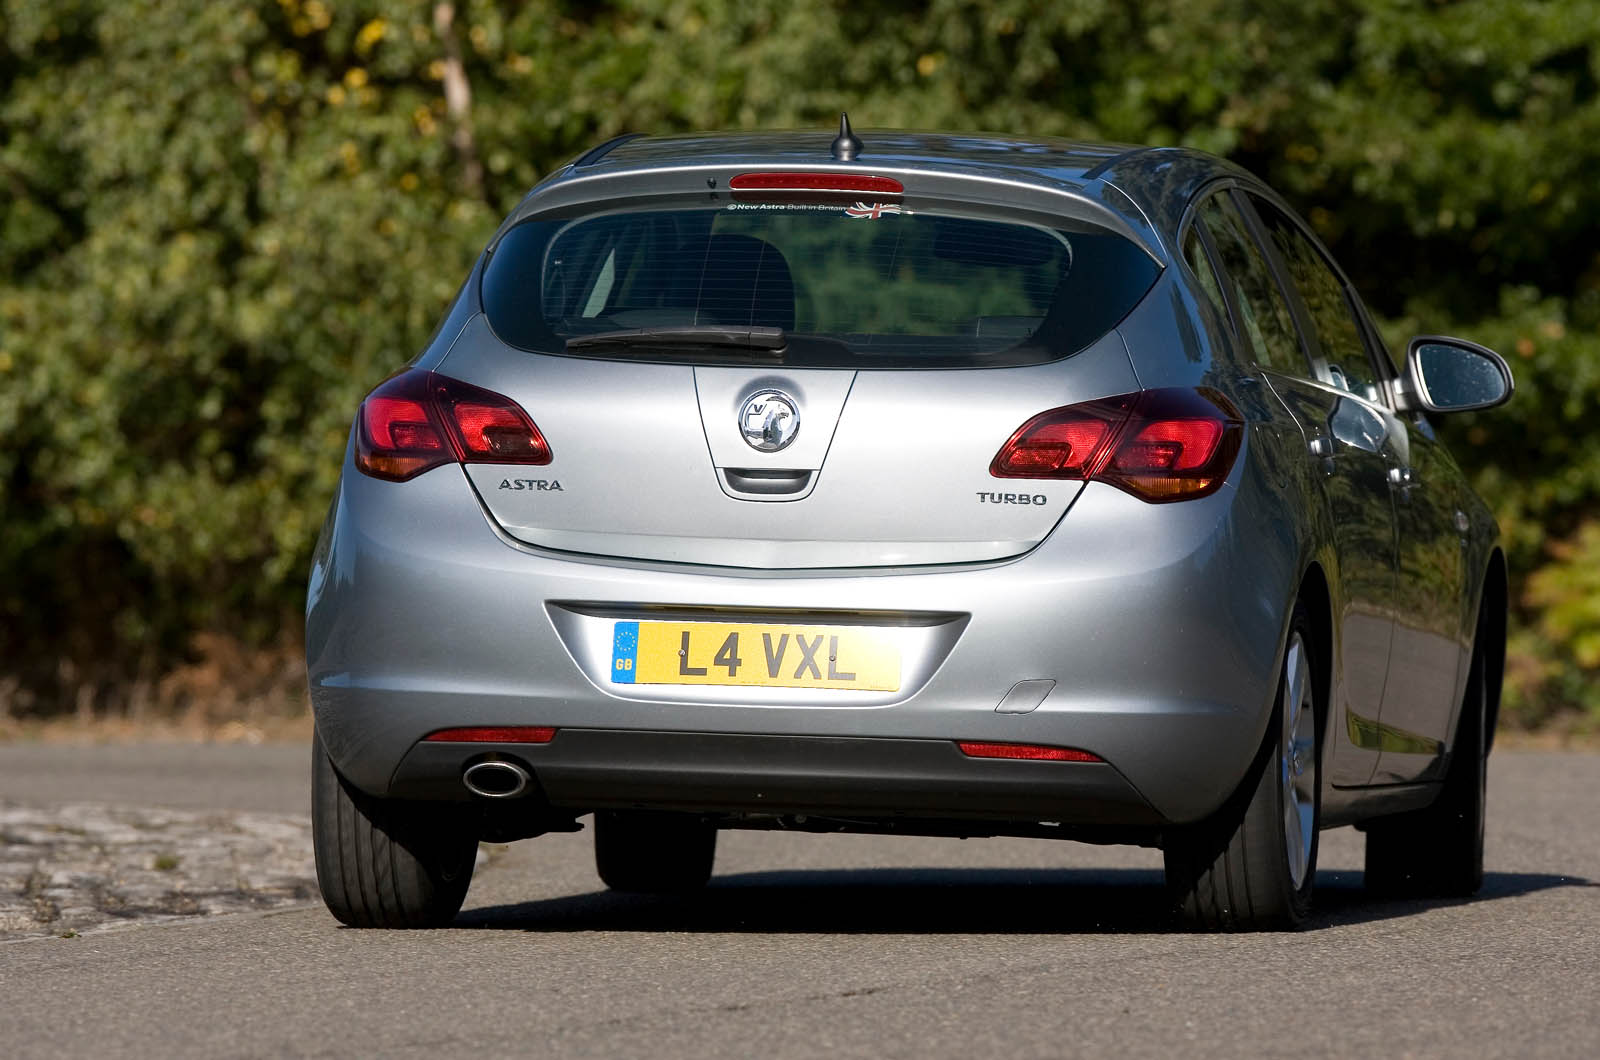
[[957, 741, 1102, 763], [423, 726, 557, 743]]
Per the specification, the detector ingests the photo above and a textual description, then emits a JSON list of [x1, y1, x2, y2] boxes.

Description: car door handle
[[1307, 435, 1335, 475], [1387, 466, 1416, 487]]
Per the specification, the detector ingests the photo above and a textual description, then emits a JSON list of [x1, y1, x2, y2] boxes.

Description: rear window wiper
[[565, 325, 787, 355]]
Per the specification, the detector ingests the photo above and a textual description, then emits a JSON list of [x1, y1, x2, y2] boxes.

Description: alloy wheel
[[1280, 632, 1317, 890]]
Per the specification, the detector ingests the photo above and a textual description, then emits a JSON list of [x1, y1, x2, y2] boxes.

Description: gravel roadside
[[0, 801, 318, 940]]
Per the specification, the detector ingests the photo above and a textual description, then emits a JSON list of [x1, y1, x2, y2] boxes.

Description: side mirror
[[1398, 335, 1514, 413]]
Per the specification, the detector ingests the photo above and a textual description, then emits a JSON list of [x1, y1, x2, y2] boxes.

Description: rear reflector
[[729, 172, 904, 195], [990, 387, 1242, 502], [958, 741, 1103, 763], [423, 726, 557, 743], [355, 370, 551, 482]]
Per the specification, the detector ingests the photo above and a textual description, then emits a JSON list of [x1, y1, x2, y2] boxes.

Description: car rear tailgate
[[440, 316, 1140, 568]]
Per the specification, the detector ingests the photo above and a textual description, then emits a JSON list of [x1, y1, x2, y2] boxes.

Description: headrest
[[696, 234, 796, 331]]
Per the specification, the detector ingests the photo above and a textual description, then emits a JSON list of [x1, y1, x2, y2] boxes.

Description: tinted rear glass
[[481, 199, 1160, 368]]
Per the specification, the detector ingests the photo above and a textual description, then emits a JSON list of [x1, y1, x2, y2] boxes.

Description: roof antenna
[[830, 112, 863, 162]]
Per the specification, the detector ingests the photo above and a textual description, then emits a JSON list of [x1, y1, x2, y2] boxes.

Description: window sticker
[[725, 202, 841, 212], [721, 201, 910, 216]]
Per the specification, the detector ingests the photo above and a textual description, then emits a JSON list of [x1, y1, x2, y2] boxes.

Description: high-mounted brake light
[[958, 741, 1103, 763], [423, 726, 557, 743], [990, 388, 1242, 502], [355, 370, 551, 482], [729, 172, 904, 195]]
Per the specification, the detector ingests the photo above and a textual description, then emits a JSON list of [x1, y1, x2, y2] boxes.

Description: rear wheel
[[594, 811, 717, 893], [1165, 600, 1321, 931], [311, 731, 478, 928], [1363, 625, 1489, 898]]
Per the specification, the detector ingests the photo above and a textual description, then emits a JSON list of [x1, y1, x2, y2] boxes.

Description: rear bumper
[[390, 729, 1163, 827], [307, 444, 1300, 828]]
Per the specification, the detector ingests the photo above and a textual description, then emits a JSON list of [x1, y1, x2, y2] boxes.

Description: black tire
[[594, 811, 717, 893], [1363, 621, 1489, 898], [1165, 599, 1322, 931], [311, 731, 478, 928]]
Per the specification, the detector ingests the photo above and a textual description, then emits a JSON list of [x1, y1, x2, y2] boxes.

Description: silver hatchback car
[[306, 121, 1513, 931]]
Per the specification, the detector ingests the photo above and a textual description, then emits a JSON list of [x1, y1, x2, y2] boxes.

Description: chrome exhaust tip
[[462, 759, 531, 799]]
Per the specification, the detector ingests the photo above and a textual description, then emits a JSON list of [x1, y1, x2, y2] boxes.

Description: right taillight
[[355, 370, 551, 482], [990, 387, 1242, 502]]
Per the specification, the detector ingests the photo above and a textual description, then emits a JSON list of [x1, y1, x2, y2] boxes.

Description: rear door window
[[1249, 196, 1385, 403], [481, 199, 1161, 368], [1193, 193, 1310, 377]]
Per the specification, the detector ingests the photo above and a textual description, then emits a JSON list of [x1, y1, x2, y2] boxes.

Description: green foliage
[[2, 0, 1598, 723], [1516, 520, 1600, 725], [1384, 286, 1600, 725]]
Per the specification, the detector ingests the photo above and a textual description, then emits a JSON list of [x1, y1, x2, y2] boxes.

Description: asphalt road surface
[[0, 744, 1595, 1059]]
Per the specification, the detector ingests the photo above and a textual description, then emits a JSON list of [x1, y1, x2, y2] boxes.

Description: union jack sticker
[[844, 202, 903, 220]]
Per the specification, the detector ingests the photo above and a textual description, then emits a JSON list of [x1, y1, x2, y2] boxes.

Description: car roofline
[[503, 156, 1170, 266]]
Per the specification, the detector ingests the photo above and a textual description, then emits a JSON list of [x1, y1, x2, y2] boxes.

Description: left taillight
[[990, 387, 1242, 503], [355, 370, 551, 482]]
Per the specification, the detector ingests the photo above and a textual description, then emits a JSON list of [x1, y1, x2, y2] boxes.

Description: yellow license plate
[[610, 620, 901, 691]]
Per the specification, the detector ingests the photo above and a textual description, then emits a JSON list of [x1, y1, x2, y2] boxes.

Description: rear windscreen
[[480, 198, 1160, 368]]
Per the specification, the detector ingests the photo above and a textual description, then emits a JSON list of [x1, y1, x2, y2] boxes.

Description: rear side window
[[1249, 197, 1383, 403], [1181, 226, 1228, 325], [481, 200, 1161, 368], [1194, 194, 1309, 377]]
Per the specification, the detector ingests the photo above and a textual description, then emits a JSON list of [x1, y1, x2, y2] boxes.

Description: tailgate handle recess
[[722, 467, 813, 497]]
